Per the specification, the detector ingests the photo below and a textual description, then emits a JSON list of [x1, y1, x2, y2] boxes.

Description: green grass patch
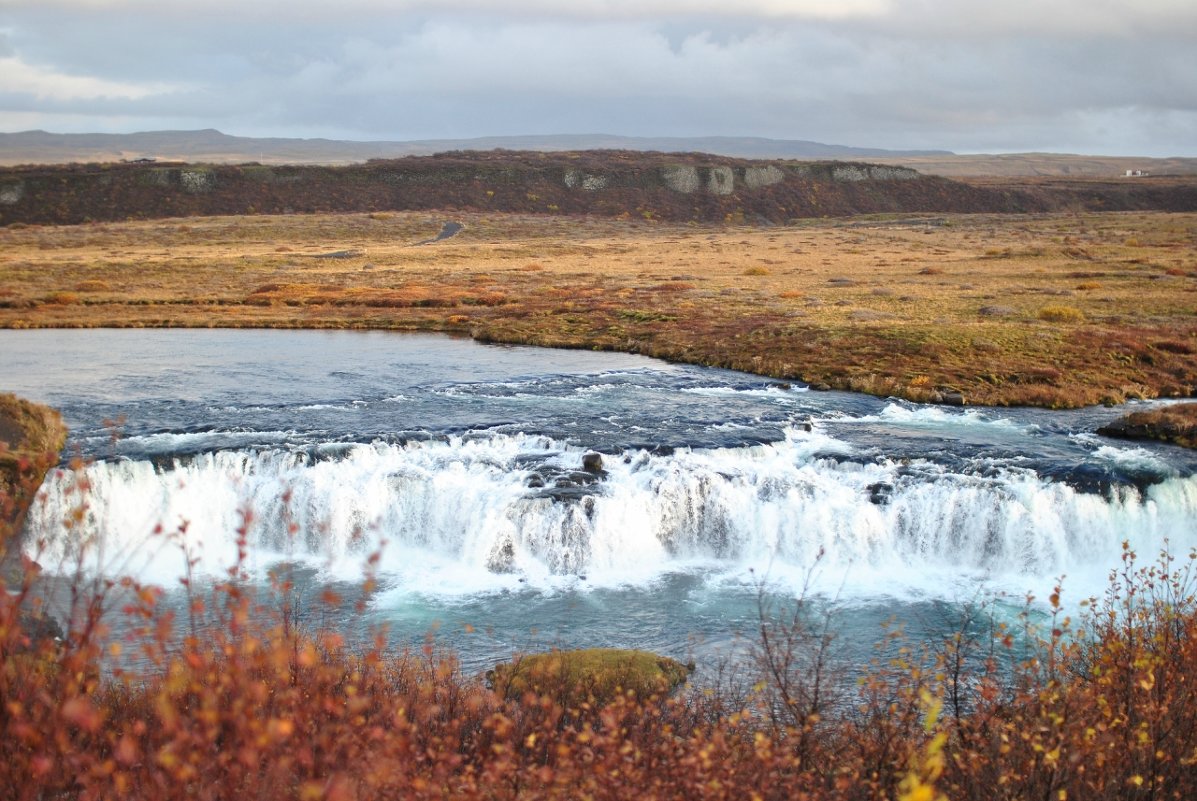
[[489, 648, 692, 707]]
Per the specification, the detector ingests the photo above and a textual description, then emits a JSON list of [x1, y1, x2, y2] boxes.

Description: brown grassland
[[2, 209, 1195, 408]]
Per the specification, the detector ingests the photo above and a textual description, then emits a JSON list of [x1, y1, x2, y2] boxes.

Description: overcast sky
[[1, 0, 1194, 155]]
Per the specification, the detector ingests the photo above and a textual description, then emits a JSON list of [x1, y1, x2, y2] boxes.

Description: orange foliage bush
[[4, 459, 1197, 800], [41, 291, 80, 305]]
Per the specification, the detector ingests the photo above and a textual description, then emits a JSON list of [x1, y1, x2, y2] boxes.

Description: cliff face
[[0, 150, 1046, 227]]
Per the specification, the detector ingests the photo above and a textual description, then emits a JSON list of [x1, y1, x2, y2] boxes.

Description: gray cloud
[[9, 0, 1197, 37], [1, 1, 1194, 155]]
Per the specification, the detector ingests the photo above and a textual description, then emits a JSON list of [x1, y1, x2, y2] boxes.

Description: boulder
[[940, 391, 966, 406], [15, 612, 64, 650], [867, 481, 893, 506], [487, 537, 517, 573]]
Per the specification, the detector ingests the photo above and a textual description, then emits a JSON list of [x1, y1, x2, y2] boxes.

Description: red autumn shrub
[[4, 457, 1197, 800]]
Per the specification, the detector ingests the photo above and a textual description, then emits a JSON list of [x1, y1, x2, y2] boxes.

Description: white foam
[[23, 433, 1197, 603], [851, 403, 1031, 432], [681, 385, 806, 399], [1091, 444, 1177, 476], [119, 430, 296, 452]]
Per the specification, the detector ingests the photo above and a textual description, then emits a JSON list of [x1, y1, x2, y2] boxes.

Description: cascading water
[[5, 328, 1197, 668], [24, 429, 1197, 601]]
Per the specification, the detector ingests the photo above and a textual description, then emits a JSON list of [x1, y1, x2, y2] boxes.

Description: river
[[3, 329, 1196, 673]]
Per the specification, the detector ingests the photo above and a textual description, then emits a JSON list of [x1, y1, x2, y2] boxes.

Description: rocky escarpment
[[0, 150, 1047, 227]]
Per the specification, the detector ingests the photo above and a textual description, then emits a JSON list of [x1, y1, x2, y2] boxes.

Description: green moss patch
[[489, 648, 692, 707]]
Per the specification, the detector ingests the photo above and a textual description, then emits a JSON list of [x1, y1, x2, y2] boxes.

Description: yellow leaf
[[299, 781, 325, 801]]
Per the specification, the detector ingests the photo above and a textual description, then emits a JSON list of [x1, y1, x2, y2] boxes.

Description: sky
[[0, 0, 1195, 156]]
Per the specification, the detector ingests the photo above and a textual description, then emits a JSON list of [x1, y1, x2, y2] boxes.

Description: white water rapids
[[25, 426, 1197, 602], [7, 329, 1197, 667]]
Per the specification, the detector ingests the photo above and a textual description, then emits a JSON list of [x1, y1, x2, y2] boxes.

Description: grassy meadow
[[1, 209, 1195, 407]]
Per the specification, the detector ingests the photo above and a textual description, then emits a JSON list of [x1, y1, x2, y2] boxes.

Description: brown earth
[[2, 208, 1195, 410]]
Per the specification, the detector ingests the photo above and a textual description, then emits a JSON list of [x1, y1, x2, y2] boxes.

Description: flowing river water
[[4, 329, 1196, 674]]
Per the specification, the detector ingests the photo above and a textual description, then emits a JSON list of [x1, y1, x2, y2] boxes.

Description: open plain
[[2, 209, 1195, 408]]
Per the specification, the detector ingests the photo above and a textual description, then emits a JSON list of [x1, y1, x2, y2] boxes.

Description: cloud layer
[[1, 1, 1194, 155]]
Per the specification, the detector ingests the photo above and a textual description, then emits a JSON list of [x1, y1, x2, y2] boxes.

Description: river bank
[[0, 393, 66, 591], [0, 394, 65, 536]]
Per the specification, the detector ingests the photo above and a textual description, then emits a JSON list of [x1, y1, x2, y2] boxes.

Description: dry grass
[[1, 210, 1196, 407], [489, 648, 691, 706], [1037, 305, 1086, 322], [1098, 402, 1197, 449]]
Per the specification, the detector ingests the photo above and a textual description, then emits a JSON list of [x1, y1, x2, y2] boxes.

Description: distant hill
[[869, 152, 1197, 178], [4, 129, 1194, 178], [0, 129, 950, 167], [2, 149, 1195, 228]]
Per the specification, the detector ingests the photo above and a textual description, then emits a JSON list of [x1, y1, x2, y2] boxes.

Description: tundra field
[[1, 209, 1195, 409]]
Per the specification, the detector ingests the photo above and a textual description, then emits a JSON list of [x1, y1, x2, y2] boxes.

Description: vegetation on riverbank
[[1098, 402, 1197, 449], [0, 394, 65, 543], [2, 209, 1195, 408], [489, 648, 692, 707]]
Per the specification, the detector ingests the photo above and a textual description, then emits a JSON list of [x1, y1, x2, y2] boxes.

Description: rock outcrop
[[4, 149, 1192, 228], [1, 395, 66, 590], [0, 150, 1052, 227], [1097, 403, 1197, 450]]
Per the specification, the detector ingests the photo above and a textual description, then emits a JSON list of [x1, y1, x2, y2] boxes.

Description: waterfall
[[25, 429, 1197, 599]]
